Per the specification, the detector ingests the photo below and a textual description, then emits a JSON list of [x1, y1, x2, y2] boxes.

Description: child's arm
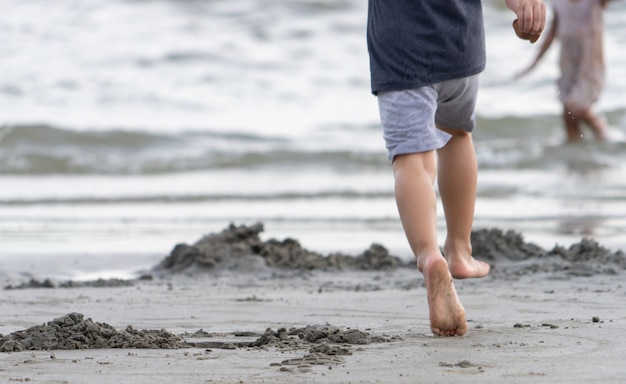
[[514, 11, 557, 79]]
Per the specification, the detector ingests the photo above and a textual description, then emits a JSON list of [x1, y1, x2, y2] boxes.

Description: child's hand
[[505, 0, 546, 38]]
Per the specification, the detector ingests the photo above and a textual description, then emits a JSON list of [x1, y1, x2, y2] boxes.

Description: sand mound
[[4, 224, 625, 291], [472, 228, 626, 276], [1, 314, 395, 370], [0, 313, 185, 352], [152, 223, 626, 277], [152, 222, 407, 276]]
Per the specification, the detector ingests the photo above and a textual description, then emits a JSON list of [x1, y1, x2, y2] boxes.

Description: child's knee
[[392, 152, 437, 177], [564, 101, 588, 117]]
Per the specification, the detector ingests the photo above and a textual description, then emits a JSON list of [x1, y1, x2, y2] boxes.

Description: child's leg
[[392, 152, 467, 336], [436, 128, 490, 279], [576, 108, 607, 141], [563, 106, 584, 141]]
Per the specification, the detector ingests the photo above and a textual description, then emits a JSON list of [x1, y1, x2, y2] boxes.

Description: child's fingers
[[533, 2, 547, 34], [512, 0, 546, 35]]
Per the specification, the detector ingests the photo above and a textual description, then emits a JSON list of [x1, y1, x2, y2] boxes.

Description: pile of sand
[[0, 313, 185, 352], [1, 313, 396, 369], [153, 223, 626, 277], [4, 223, 625, 291], [152, 222, 407, 275]]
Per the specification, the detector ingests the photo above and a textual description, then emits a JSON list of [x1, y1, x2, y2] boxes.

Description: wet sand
[[1, 223, 625, 383]]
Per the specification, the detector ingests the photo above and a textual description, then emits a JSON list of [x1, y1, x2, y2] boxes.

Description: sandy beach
[[2, 0, 626, 382], [1, 224, 625, 383]]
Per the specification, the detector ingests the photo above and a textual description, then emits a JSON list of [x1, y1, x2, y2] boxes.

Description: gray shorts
[[377, 75, 480, 160]]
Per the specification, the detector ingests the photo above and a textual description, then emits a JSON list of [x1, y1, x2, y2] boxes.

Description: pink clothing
[[554, 0, 605, 110]]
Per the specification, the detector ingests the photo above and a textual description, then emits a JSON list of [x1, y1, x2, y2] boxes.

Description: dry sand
[[1, 223, 625, 383]]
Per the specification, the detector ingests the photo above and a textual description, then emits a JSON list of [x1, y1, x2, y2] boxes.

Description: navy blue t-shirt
[[367, 0, 486, 94]]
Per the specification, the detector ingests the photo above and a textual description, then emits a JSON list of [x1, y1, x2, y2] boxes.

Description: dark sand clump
[[152, 222, 407, 276], [5, 278, 136, 290], [185, 324, 387, 350], [152, 223, 626, 278], [471, 228, 626, 276], [1, 314, 394, 368], [4, 223, 625, 291], [244, 324, 395, 368], [0, 313, 185, 352], [184, 323, 395, 368]]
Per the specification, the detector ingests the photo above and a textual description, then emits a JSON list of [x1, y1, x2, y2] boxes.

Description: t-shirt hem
[[371, 65, 485, 95]]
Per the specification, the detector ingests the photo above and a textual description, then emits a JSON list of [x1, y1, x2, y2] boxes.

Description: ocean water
[[1, 0, 626, 281]]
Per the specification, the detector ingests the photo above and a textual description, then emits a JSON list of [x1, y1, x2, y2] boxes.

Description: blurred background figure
[[516, 0, 611, 141]]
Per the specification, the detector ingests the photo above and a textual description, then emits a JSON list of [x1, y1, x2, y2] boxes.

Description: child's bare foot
[[420, 256, 467, 336], [447, 255, 490, 280]]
